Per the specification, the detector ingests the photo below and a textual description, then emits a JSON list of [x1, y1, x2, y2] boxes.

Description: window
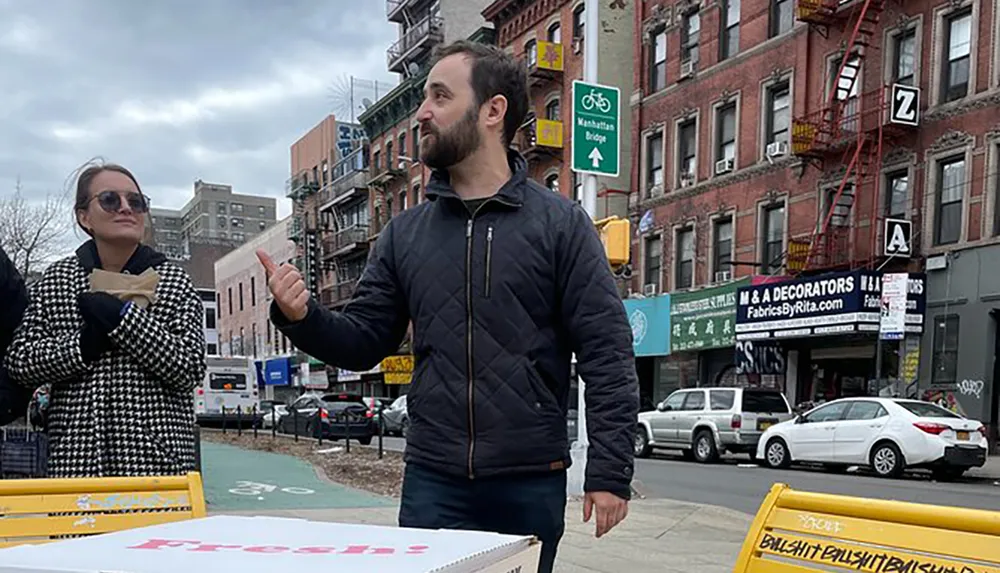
[[228, 287, 233, 315], [885, 170, 908, 219], [898, 400, 961, 419], [682, 12, 700, 65], [399, 133, 407, 160], [844, 401, 888, 420], [763, 203, 785, 274], [770, 0, 793, 37], [412, 183, 421, 206], [205, 308, 216, 329], [802, 402, 849, 423], [386, 141, 394, 169], [647, 131, 664, 191], [321, 160, 329, 184], [831, 56, 861, 132], [644, 235, 661, 290], [931, 315, 959, 384], [412, 126, 420, 159], [678, 119, 697, 183], [239, 282, 244, 311], [545, 99, 560, 120], [663, 391, 686, 411], [373, 150, 381, 171], [574, 172, 583, 203], [713, 217, 733, 279], [252, 323, 258, 357], [207, 343, 218, 355], [716, 103, 736, 163], [934, 156, 965, 245], [259, 220, 266, 230], [893, 28, 916, 85], [231, 203, 244, 214], [721, 0, 740, 60], [525, 39, 537, 67], [650, 28, 667, 92], [251, 276, 256, 306], [545, 173, 560, 193], [258, 206, 266, 216], [217, 215, 227, 228], [709, 389, 736, 410], [765, 82, 790, 147], [231, 217, 244, 228], [217, 202, 227, 214], [400, 188, 408, 211], [675, 228, 694, 289], [942, 11, 971, 103], [547, 23, 561, 43], [573, 5, 585, 40], [681, 391, 705, 410]]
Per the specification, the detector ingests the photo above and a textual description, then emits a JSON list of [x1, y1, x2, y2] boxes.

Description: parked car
[[757, 397, 988, 480], [278, 393, 377, 444], [380, 395, 408, 437], [635, 387, 793, 462], [258, 400, 287, 429]]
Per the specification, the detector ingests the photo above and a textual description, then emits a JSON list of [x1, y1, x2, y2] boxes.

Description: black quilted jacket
[[273, 151, 639, 498]]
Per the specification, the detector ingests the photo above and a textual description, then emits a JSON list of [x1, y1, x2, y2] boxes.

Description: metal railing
[[387, 12, 443, 69]]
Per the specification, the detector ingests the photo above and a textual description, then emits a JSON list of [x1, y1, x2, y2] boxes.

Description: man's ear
[[483, 94, 508, 133]]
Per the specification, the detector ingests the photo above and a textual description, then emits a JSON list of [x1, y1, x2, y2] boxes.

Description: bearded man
[[259, 40, 639, 573]]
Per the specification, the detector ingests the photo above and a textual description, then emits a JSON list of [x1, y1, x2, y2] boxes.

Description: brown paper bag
[[89, 268, 160, 308]]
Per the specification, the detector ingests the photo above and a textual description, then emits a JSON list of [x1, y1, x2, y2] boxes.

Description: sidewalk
[[967, 456, 1000, 481], [216, 499, 752, 573]]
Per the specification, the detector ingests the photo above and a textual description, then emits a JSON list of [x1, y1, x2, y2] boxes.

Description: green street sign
[[571, 80, 620, 177]]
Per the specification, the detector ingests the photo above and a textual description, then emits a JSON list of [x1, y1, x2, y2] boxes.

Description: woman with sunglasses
[[5, 162, 206, 478]]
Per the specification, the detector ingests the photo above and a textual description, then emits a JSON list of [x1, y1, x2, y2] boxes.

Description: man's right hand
[[256, 249, 309, 323]]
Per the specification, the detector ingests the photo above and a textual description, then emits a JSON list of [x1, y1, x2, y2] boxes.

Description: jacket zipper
[[484, 226, 494, 299]]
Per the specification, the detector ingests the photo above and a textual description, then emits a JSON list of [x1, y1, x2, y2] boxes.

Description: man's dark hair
[[430, 40, 529, 147]]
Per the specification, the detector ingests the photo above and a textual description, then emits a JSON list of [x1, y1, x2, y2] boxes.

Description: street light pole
[[569, 0, 600, 498]]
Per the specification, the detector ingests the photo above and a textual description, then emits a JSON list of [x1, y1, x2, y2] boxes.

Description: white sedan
[[756, 397, 988, 480]]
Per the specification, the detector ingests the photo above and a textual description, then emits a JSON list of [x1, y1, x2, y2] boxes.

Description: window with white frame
[[762, 203, 785, 274], [545, 99, 560, 121], [548, 23, 561, 43], [885, 170, 909, 220], [713, 217, 733, 279], [644, 235, 662, 290], [942, 10, 971, 103], [525, 39, 537, 67], [545, 173, 560, 193], [676, 228, 694, 289], [720, 0, 740, 60], [651, 27, 667, 92], [647, 130, 664, 192], [765, 81, 790, 147], [934, 155, 965, 245], [678, 119, 697, 183], [716, 103, 736, 164]]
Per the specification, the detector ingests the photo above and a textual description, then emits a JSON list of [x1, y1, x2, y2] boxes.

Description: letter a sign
[[884, 218, 912, 257]]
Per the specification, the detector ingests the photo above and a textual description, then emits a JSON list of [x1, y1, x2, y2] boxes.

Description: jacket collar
[[424, 148, 528, 207], [76, 240, 168, 275]]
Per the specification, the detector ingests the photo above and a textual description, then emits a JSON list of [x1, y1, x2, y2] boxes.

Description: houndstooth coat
[[4, 242, 205, 478]]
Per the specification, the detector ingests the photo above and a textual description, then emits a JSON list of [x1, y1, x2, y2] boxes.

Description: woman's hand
[[78, 292, 127, 334]]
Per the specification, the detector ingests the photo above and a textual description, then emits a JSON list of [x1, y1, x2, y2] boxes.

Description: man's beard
[[420, 105, 481, 170]]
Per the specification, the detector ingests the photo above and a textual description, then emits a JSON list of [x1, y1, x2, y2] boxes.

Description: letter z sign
[[890, 84, 920, 126]]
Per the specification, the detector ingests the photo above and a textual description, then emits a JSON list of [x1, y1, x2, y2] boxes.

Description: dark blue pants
[[398, 463, 567, 573]]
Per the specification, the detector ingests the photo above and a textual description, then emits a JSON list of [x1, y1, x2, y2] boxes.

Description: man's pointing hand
[[256, 248, 309, 323]]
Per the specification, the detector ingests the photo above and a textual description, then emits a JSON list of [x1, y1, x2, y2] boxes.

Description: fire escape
[[790, 0, 914, 274]]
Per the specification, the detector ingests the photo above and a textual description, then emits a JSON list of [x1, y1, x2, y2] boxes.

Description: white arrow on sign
[[588, 147, 603, 168]]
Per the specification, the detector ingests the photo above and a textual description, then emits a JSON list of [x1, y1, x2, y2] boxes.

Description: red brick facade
[[630, 0, 1000, 295]]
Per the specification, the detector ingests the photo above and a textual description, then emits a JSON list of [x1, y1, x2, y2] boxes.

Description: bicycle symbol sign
[[229, 481, 315, 496], [571, 80, 620, 177]]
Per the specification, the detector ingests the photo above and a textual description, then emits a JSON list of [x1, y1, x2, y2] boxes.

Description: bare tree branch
[[0, 184, 72, 277]]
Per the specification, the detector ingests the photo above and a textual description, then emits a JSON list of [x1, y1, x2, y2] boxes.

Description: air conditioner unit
[[679, 174, 695, 188], [766, 141, 789, 157], [680, 60, 694, 78], [643, 283, 658, 296], [714, 158, 734, 174], [647, 183, 664, 197], [572, 37, 583, 54], [714, 270, 732, 283]]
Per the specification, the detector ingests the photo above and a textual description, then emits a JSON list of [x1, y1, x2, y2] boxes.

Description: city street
[[370, 436, 1000, 515], [634, 453, 1000, 514]]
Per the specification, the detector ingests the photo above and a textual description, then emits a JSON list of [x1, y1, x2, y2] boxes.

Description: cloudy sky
[[0, 0, 397, 223]]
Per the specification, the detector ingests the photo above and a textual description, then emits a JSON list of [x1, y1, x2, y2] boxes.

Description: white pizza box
[[0, 515, 541, 573]]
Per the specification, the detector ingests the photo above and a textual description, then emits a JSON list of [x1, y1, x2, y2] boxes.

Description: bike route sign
[[571, 80, 620, 177]]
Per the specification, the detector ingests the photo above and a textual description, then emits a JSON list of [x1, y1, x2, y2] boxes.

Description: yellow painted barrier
[[734, 483, 1000, 573], [0, 472, 206, 547]]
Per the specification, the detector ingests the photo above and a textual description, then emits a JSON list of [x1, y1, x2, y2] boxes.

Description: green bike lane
[[200, 440, 394, 511]]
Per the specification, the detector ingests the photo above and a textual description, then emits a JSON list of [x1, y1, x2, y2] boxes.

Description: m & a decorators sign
[[734, 270, 925, 340]]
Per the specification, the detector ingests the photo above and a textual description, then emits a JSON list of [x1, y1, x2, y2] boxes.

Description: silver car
[[635, 387, 793, 463]]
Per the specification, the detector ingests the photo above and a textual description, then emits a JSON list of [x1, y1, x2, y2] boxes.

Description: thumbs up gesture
[[256, 249, 309, 323]]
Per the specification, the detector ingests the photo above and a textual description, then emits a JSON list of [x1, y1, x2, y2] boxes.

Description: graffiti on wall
[[337, 124, 366, 160], [958, 379, 984, 399]]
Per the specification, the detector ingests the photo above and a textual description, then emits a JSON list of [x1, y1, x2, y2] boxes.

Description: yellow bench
[[0, 472, 206, 547], [734, 483, 1000, 573]]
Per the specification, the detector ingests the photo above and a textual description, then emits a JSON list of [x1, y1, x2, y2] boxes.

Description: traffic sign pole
[[568, 0, 600, 499]]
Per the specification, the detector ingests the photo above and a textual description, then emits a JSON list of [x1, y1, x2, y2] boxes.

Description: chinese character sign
[[670, 278, 748, 353]]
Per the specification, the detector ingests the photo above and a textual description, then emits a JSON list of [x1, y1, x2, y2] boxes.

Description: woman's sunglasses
[[90, 190, 149, 214]]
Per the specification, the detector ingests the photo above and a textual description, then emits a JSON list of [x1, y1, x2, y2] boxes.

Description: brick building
[[483, 0, 634, 219], [628, 0, 1000, 418]]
